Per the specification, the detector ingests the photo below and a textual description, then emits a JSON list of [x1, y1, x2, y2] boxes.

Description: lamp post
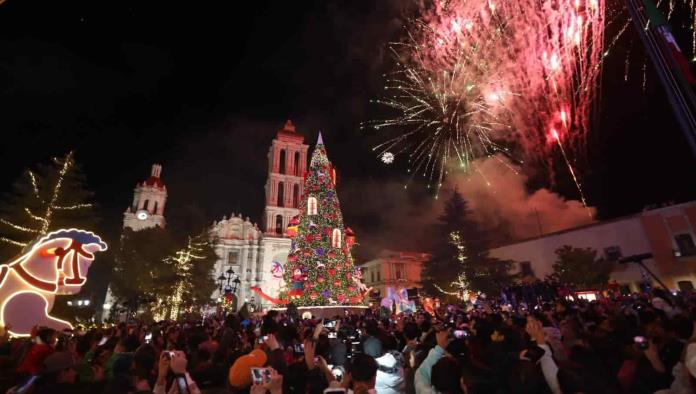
[[217, 266, 241, 310]]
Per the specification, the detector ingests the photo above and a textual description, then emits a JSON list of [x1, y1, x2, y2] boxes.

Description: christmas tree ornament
[[322, 289, 331, 298], [328, 268, 336, 276], [317, 275, 325, 283], [310, 292, 318, 300]]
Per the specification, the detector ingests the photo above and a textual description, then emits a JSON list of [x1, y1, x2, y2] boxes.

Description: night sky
[[0, 0, 694, 260]]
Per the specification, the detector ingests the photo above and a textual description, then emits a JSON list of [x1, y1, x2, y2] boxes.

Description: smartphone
[[145, 333, 152, 343], [328, 331, 337, 339], [257, 335, 268, 344], [523, 346, 545, 363], [634, 336, 649, 350], [330, 365, 345, 382], [251, 367, 271, 384], [164, 351, 176, 360], [98, 337, 108, 346], [294, 343, 304, 354], [453, 330, 467, 339], [175, 375, 190, 394]]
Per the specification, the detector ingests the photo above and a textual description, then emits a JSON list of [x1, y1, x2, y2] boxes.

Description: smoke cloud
[[447, 155, 596, 243], [345, 155, 596, 260]]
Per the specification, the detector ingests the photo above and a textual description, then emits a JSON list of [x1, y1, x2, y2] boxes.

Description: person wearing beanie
[[229, 348, 268, 389]]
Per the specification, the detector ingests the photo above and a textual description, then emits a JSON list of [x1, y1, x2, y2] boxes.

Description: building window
[[143, 199, 149, 211], [295, 152, 301, 176], [604, 246, 623, 261], [377, 270, 381, 282], [394, 263, 405, 280], [293, 184, 300, 208], [519, 261, 534, 277], [153, 201, 158, 215], [307, 196, 318, 215], [678, 280, 694, 291], [275, 215, 283, 235], [371, 271, 374, 283], [277, 182, 285, 207], [675, 234, 696, 257], [331, 229, 342, 248], [279, 149, 286, 174], [228, 251, 239, 265]]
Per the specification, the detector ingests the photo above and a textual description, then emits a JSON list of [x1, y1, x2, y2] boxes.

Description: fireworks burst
[[366, 0, 606, 199], [381, 151, 395, 164]]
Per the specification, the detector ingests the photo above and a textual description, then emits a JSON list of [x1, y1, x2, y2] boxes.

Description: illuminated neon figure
[[0, 229, 107, 336]]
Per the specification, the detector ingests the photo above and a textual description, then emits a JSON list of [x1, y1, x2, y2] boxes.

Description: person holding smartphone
[[154, 350, 202, 394]]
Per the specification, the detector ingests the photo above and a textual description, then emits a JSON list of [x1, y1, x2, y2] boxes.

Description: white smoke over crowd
[[344, 155, 595, 258]]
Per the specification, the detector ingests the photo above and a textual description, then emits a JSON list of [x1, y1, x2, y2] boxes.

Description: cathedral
[[112, 120, 310, 312]]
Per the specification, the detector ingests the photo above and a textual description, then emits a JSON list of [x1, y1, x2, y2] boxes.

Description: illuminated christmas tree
[[280, 133, 364, 306]]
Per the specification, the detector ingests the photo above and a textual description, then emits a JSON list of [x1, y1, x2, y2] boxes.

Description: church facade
[[208, 120, 308, 310], [105, 120, 308, 316]]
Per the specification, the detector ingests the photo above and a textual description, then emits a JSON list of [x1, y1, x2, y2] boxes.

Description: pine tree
[[280, 134, 364, 306], [550, 245, 611, 289], [422, 189, 512, 298], [0, 151, 97, 260]]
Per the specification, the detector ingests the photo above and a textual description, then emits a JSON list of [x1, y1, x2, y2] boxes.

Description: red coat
[[16, 343, 54, 375]]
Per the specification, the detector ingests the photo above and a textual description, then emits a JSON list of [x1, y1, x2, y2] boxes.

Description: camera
[[294, 343, 304, 355]]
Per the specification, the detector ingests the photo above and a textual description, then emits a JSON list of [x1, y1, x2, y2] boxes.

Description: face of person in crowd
[[491, 330, 505, 343]]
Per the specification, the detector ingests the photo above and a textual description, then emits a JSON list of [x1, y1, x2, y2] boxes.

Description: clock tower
[[123, 164, 167, 231], [263, 120, 309, 235]]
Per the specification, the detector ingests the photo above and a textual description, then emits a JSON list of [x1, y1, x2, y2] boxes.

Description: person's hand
[[263, 367, 283, 394], [135, 378, 151, 392], [158, 352, 171, 377], [644, 339, 666, 373], [266, 333, 280, 351], [91, 364, 105, 381], [526, 317, 545, 345], [436, 328, 450, 350], [316, 355, 329, 371], [304, 339, 316, 369], [170, 350, 187, 374], [313, 322, 324, 340], [250, 381, 266, 394]]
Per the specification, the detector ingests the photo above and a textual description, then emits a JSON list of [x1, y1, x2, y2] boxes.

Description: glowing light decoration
[[0, 229, 107, 337], [366, 0, 605, 200]]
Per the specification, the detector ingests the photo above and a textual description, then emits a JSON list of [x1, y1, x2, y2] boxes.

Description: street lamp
[[217, 266, 241, 309]]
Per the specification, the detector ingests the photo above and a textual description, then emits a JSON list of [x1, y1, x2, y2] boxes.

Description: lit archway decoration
[[0, 229, 107, 337]]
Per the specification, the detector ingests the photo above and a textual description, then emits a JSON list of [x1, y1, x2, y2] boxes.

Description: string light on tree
[[0, 151, 95, 253]]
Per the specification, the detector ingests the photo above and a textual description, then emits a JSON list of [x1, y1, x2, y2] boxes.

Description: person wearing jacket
[[375, 349, 405, 394], [414, 329, 450, 394]]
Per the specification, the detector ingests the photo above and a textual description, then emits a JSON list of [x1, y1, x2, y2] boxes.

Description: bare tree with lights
[[0, 151, 97, 260]]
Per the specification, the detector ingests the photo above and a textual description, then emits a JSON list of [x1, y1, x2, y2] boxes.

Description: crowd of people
[[1, 287, 696, 394]]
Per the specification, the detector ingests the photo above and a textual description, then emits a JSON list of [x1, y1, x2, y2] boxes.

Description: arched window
[[143, 199, 149, 211], [277, 181, 285, 207], [295, 152, 301, 176], [331, 229, 342, 248], [153, 201, 158, 214], [293, 184, 300, 208], [275, 215, 283, 235], [279, 149, 286, 174], [307, 196, 318, 215]]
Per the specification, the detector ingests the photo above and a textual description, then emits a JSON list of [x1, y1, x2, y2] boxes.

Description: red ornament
[[310, 292, 318, 300], [348, 286, 356, 292], [350, 296, 362, 304], [317, 276, 325, 283], [303, 250, 312, 257], [345, 273, 352, 280], [333, 279, 342, 287], [305, 282, 313, 289], [337, 294, 346, 302], [327, 251, 336, 259], [328, 268, 336, 276], [288, 254, 298, 262], [315, 234, 322, 241]]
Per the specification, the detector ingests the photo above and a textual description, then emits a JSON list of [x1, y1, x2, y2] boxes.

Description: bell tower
[[263, 120, 308, 235], [123, 164, 167, 231]]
